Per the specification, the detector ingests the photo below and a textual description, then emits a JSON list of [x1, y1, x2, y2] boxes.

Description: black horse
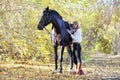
[[38, 7, 73, 73]]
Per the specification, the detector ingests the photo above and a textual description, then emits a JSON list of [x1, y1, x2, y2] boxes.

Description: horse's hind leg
[[54, 45, 58, 71], [59, 46, 64, 73], [67, 45, 73, 72]]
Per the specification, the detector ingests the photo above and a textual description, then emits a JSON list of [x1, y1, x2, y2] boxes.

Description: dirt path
[[0, 54, 120, 80]]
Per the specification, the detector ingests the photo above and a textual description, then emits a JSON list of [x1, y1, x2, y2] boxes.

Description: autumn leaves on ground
[[0, 53, 120, 80]]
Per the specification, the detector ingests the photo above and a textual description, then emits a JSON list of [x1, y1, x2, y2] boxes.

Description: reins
[[44, 27, 61, 45], [44, 27, 51, 34], [44, 27, 55, 43]]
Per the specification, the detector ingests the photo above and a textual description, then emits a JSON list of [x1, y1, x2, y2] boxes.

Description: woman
[[67, 21, 84, 75]]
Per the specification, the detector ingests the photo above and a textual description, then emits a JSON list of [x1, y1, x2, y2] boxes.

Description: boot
[[76, 63, 84, 75], [76, 63, 80, 74], [79, 69, 84, 75]]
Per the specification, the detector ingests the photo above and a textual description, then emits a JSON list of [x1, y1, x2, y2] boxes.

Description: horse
[[37, 7, 74, 73]]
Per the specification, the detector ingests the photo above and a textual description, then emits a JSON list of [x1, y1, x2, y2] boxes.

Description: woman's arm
[[67, 29, 76, 39]]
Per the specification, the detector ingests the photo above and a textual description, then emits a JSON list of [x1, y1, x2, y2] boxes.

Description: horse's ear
[[46, 7, 49, 11]]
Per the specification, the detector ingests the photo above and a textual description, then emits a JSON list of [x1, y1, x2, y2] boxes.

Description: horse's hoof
[[52, 70, 58, 74], [54, 70, 58, 73], [54, 69, 57, 71], [57, 72, 62, 75], [69, 69, 73, 74], [59, 71, 62, 74]]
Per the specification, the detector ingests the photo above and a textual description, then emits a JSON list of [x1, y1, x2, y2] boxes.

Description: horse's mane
[[49, 9, 63, 20]]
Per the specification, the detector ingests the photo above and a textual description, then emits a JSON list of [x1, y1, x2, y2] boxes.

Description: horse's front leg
[[53, 45, 58, 71], [67, 45, 73, 72], [59, 46, 64, 73]]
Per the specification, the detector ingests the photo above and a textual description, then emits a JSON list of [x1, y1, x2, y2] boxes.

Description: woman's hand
[[67, 29, 71, 34]]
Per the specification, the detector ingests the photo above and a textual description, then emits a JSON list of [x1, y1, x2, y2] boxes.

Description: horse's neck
[[52, 17, 67, 37]]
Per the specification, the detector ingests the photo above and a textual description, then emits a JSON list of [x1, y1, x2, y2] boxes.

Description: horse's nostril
[[38, 25, 43, 30]]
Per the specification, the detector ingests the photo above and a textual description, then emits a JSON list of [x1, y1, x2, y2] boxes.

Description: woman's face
[[73, 23, 78, 29]]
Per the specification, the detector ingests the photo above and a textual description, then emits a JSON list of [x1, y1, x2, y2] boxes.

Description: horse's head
[[38, 7, 51, 30]]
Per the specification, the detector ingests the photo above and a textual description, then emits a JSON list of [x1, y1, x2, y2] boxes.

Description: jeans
[[73, 43, 82, 64]]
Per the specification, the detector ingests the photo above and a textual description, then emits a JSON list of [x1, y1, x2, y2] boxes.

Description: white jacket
[[71, 28, 82, 43]]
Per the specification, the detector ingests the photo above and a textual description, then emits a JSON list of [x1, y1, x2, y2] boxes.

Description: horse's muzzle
[[38, 25, 43, 30]]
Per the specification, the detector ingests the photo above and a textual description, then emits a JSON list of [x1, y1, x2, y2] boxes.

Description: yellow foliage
[[0, 0, 119, 62]]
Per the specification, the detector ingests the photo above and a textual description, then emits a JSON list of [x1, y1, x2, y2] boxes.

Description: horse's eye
[[41, 16, 46, 22], [44, 13, 49, 17]]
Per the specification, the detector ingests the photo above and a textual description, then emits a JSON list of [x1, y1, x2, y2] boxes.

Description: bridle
[[40, 12, 49, 29]]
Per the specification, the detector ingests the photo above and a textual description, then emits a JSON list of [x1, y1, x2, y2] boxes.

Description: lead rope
[[44, 27, 51, 34], [44, 27, 54, 43]]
